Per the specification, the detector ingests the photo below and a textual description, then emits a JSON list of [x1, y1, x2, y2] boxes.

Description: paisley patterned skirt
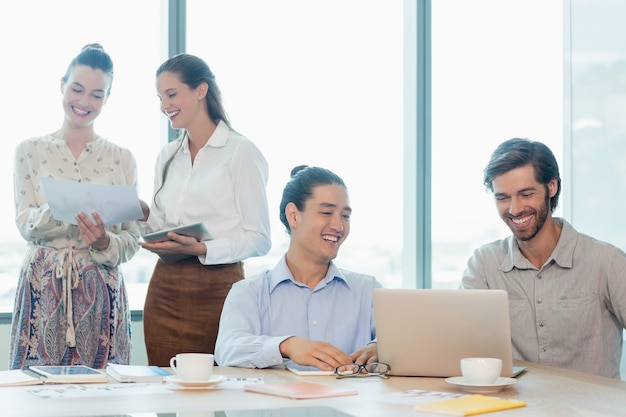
[[9, 246, 131, 369]]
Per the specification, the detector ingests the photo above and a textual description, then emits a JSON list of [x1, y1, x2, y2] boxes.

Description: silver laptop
[[373, 288, 514, 377]]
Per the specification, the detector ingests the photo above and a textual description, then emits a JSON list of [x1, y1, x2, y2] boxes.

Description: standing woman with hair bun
[[139, 53, 271, 366], [11, 44, 140, 369]]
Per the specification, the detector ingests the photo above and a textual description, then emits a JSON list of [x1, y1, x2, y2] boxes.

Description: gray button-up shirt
[[462, 218, 626, 379]]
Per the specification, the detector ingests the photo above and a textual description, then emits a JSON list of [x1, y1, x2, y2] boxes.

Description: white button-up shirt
[[142, 121, 271, 264]]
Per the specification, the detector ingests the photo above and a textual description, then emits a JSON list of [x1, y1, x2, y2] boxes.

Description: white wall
[[0, 320, 148, 371]]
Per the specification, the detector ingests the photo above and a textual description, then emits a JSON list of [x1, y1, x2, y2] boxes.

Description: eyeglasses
[[334, 362, 391, 379]]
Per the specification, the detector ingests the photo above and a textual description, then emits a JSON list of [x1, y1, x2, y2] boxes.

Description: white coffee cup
[[460, 357, 502, 384], [169, 353, 214, 381]]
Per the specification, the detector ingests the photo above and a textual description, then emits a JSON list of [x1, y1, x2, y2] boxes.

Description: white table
[[2, 361, 626, 416]]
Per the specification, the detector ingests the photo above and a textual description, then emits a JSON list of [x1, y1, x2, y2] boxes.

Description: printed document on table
[[41, 177, 143, 226]]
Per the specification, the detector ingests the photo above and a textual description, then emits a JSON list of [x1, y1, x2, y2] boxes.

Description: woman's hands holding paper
[[76, 211, 110, 251]]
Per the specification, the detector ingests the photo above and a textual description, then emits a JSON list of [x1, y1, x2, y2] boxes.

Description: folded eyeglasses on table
[[334, 362, 391, 379]]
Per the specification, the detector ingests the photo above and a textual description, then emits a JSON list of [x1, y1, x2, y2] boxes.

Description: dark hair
[[153, 54, 230, 208], [279, 165, 347, 235], [483, 138, 562, 212], [156, 53, 230, 128], [63, 43, 114, 95]]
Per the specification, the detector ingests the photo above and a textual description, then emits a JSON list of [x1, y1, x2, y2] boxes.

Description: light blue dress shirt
[[214, 256, 382, 368]]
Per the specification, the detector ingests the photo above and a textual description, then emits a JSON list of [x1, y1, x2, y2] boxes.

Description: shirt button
[[312, 320, 318, 326], [538, 322, 544, 327], [537, 275, 542, 280], [537, 298, 542, 304]]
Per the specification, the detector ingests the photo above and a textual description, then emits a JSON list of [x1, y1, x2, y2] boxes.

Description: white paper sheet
[[41, 177, 143, 226]]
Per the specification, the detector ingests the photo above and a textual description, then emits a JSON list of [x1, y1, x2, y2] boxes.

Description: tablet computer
[[28, 365, 107, 383], [143, 222, 212, 243]]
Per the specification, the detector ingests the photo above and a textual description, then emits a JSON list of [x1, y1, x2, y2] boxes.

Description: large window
[[0, 1, 405, 313], [0, 1, 564, 312], [186, 0, 405, 287], [431, 0, 563, 288], [570, 0, 626, 250], [0, 1, 162, 311], [5, 1, 623, 319], [567, 1, 626, 378]]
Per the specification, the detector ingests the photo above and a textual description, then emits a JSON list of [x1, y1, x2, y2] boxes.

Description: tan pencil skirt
[[142, 257, 244, 366]]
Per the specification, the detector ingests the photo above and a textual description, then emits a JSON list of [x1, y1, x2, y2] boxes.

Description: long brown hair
[[153, 54, 230, 208]]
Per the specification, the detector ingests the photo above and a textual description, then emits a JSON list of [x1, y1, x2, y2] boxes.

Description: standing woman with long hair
[[11, 44, 140, 368], [139, 54, 271, 366]]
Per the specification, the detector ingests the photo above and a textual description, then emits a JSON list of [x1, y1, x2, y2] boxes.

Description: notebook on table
[[373, 288, 515, 377], [244, 381, 357, 399], [414, 394, 527, 415]]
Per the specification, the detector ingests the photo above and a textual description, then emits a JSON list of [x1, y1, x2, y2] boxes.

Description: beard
[[510, 193, 550, 242]]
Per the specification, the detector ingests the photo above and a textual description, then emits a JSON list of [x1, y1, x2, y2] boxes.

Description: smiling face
[[287, 183, 351, 264], [156, 70, 207, 130], [492, 164, 557, 242], [61, 65, 110, 128]]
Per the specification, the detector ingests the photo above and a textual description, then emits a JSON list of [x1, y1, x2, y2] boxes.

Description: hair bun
[[290, 165, 309, 178], [81, 43, 105, 52]]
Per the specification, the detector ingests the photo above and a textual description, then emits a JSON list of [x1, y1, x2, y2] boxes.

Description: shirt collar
[[269, 255, 350, 293], [181, 120, 229, 153], [500, 217, 575, 272]]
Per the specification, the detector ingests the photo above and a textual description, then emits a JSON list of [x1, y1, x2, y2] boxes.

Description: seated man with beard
[[461, 138, 626, 379]]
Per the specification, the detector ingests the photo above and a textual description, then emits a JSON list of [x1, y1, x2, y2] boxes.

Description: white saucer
[[164, 374, 226, 389], [445, 376, 517, 394]]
